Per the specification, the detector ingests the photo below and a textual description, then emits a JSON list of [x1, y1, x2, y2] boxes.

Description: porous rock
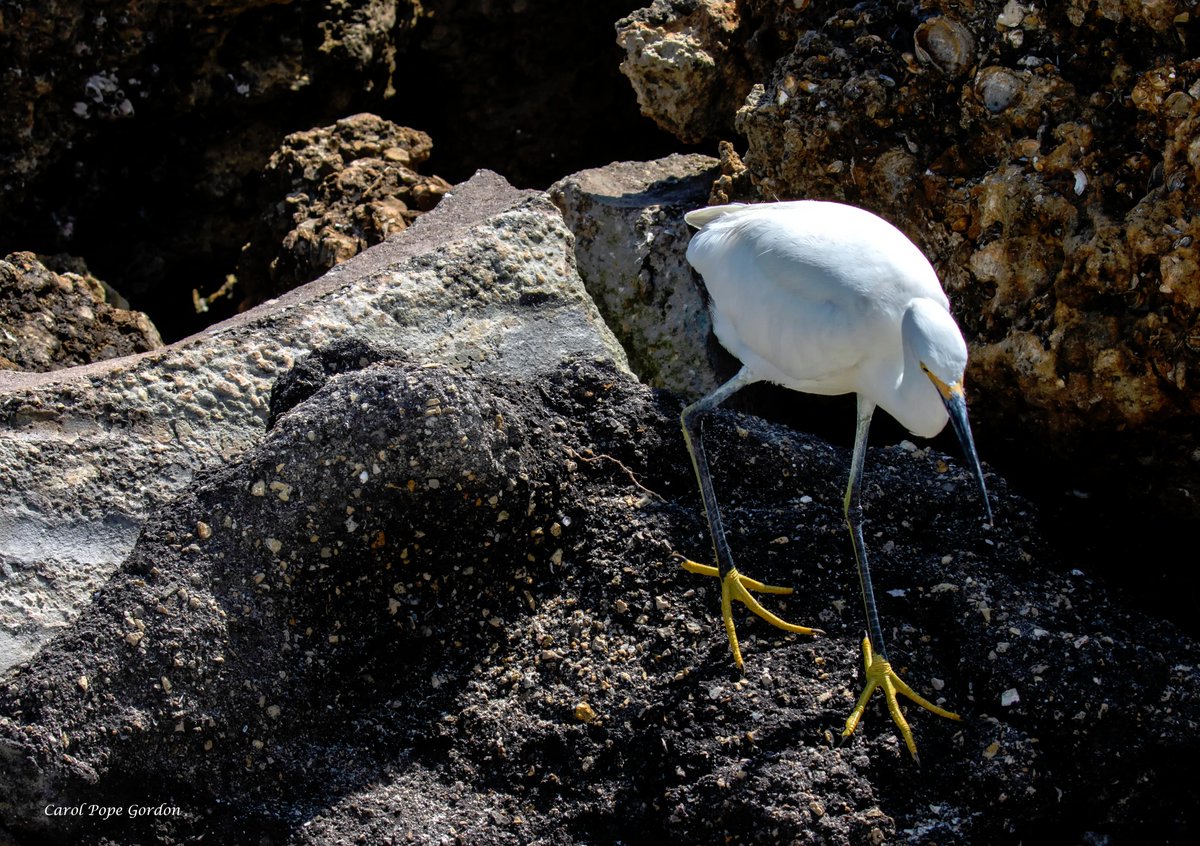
[[616, 0, 754, 144], [0, 252, 163, 371], [550, 153, 723, 398], [234, 113, 452, 307], [0, 170, 626, 671], [0, 352, 1195, 844]]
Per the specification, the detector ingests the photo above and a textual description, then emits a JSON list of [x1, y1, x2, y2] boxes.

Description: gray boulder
[[0, 171, 627, 671], [550, 153, 722, 400]]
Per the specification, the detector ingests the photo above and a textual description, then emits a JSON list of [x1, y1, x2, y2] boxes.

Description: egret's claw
[[679, 557, 821, 669], [842, 636, 960, 761]]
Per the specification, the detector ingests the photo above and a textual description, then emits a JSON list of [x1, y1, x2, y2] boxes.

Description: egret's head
[[903, 298, 968, 389], [903, 299, 993, 524]]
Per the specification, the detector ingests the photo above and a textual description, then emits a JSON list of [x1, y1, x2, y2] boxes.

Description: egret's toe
[[841, 636, 960, 761], [679, 557, 821, 669]]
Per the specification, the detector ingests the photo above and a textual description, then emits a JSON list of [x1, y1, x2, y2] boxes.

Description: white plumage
[[685, 200, 965, 438]]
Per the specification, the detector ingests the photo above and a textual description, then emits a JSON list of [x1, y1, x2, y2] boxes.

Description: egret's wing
[[687, 203, 897, 388], [684, 204, 748, 229], [689, 202, 943, 306]]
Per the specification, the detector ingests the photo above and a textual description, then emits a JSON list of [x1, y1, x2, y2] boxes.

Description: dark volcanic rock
[[1, 351, 1195, 845], [233, 114, 452, 308], [0, 252, 162, 371]]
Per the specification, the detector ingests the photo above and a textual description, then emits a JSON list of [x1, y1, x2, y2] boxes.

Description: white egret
[[679, 200, 991, 760]]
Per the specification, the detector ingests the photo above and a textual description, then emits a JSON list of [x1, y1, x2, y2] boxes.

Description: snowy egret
[[680, 200, 991, 759]]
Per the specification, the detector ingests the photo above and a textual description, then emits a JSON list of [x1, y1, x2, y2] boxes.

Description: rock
[[0, 352, 1195, 844], [616, 0, 753, 144], [550, 153, 723, 398], [233, 114, 452, 307], [0, 253, 163, 371], [616, 0, 1200, 613], [0, 170, 627, 672]]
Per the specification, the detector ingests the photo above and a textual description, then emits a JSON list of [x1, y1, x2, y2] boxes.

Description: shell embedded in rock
[[914, 16, 975, 77], [975, 66, 1024, 113]]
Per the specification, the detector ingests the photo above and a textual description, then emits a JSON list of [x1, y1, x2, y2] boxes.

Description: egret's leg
[[841, 397, 960, 760], [843, 400, 887, 659], [680, 366, 820, 669]]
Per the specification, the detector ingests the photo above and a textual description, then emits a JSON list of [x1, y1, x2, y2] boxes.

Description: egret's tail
[[684, 204, 748, 229]]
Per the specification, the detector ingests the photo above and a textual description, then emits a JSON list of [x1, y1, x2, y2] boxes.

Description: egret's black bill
[[943, 387, 993, 524]]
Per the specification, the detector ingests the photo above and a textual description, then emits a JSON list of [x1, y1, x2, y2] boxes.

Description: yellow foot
[[679, 557, 821, 669], [842, 636, 961, 762]]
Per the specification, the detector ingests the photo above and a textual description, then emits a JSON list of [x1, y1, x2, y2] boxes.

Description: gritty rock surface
[[0, 354, 1195, 845], [0, 171, 627, 672], [551, 153, 723, 398], [234, 113, 452, 307], [0, 252, 163, 371]]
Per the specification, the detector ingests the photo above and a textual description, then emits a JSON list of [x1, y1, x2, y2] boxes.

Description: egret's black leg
[[680, 366, 820, 669], [843, 401, 888, 660], [680, 368, 753, 584], [841, 397, 959, 760]]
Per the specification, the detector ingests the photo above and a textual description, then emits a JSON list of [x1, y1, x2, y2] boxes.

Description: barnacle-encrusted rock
[[914, 16, 976, 78]]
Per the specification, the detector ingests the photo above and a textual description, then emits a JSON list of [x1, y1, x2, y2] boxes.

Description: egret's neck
[[890, 302, 954, 438]]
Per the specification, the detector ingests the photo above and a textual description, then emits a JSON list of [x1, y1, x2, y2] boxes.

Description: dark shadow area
[[0, 1, 692, 344]]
